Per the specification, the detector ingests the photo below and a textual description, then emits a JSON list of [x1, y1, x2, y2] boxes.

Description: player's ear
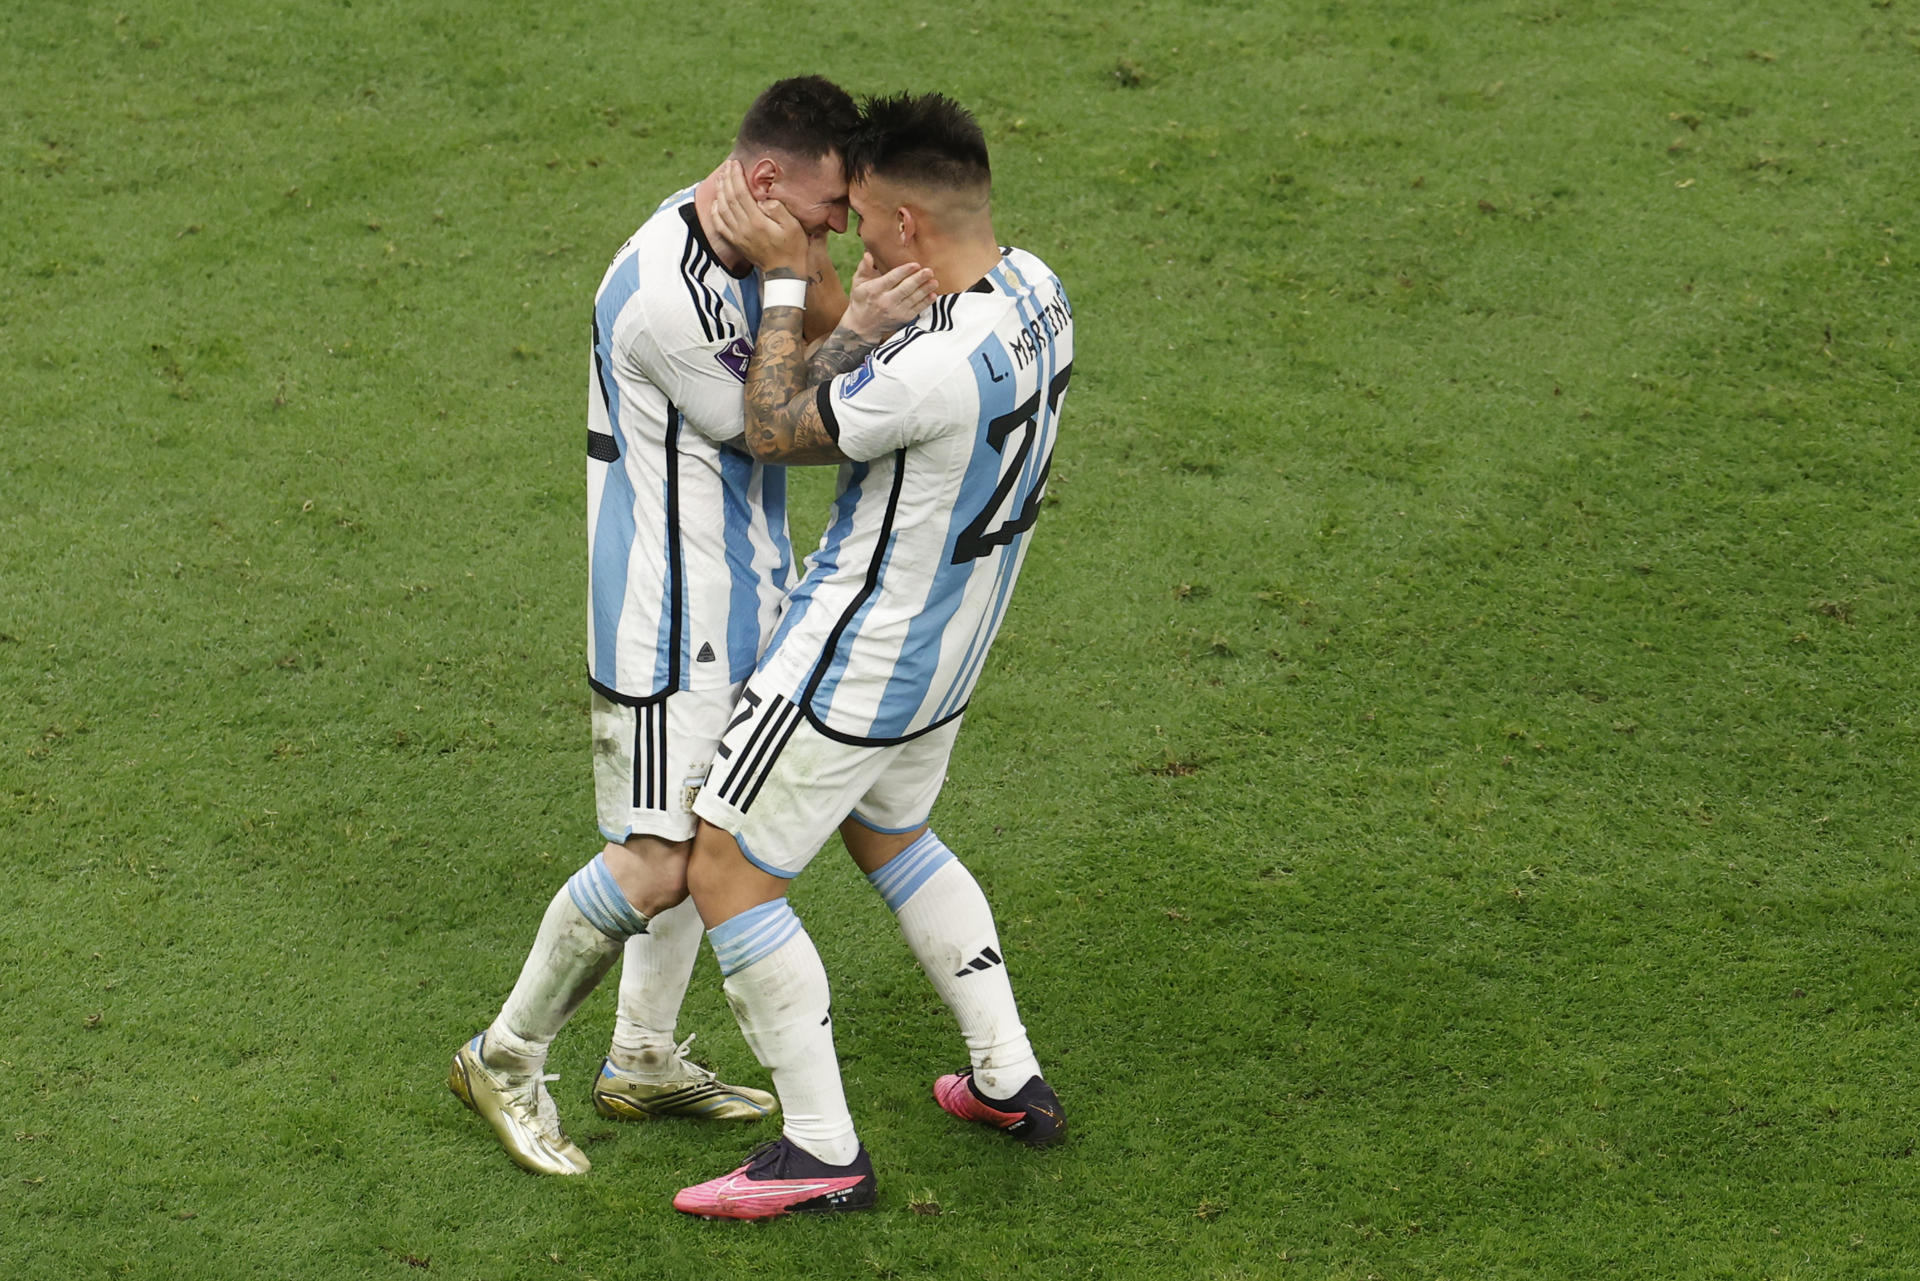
[[747, 157, 780, 200], [897, 205, 918, 248]]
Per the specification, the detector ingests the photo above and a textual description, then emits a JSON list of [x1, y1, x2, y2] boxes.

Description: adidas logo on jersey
[[696, 642, 717, 663], [953, 946, 1003, 977]]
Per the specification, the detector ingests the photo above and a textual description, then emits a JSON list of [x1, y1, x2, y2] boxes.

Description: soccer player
[[670, 92, 1074, 1219], [448, 76, 931, 1177]]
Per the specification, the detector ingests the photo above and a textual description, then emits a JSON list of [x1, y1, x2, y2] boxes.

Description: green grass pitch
[[4, 1, 1917, 1277]]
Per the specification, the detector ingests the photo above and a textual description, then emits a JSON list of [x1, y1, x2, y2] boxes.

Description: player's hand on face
[[712, 160, 809, 276], [844, 253, 937, 343]]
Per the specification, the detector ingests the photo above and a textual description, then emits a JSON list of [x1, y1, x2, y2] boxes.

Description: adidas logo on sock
[[953, 946, 1003, 977], [696, 642, 717, 663]]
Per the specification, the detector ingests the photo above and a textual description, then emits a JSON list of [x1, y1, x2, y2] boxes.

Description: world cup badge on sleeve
[[714, 337, 753, 383], [841, 357, 877, 399]]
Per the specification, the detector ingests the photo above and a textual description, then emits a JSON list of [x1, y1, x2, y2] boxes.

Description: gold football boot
[[448, 1034, 591, 1175], [591, 1034, 778, 1123]]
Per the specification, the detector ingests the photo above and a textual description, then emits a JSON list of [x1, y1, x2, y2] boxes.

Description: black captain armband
[[815, 383, 840, 442]]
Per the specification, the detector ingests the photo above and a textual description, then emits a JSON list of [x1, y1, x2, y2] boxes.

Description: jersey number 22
[[951, 362, 1073, 565]]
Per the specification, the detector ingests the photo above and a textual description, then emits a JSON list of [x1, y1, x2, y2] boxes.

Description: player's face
[[769, 153, 849, 237], [848, 178, 909, 272]]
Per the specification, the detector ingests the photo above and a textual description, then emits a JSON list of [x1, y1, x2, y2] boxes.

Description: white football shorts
[[690, 685, 962, 878], [592, 682, 742, 844]]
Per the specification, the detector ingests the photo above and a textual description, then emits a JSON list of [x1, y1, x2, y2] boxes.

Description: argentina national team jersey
[[756, 247, 1073, 745], [586, 187, 794, 703]]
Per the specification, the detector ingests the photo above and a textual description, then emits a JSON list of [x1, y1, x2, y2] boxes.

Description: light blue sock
[[565, 851, 650, 940], [866, 829, 955, 913], [708, 897, 804, 977]]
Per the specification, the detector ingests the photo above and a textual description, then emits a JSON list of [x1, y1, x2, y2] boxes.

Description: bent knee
[[685, 821, 790, 927], [602, 836, 690, 917]]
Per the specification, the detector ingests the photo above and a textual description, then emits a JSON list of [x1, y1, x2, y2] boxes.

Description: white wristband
[[763, 277, 808, 311]]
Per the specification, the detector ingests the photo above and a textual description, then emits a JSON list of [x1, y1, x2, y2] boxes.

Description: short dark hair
[[736, 76, 860, 160], [845, 92, 991, 191]]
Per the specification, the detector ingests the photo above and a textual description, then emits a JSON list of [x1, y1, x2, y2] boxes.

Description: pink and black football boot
[[933, 1068, 1067, 1147], [673, 1137, 877, 1220]]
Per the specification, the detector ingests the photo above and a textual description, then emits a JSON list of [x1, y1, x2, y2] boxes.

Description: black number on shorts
[[714, 687, 762, 760]]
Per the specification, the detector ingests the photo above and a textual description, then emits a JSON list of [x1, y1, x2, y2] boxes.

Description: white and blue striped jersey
[[756, 246, 1073, 745], [587, 186, 793, 703]]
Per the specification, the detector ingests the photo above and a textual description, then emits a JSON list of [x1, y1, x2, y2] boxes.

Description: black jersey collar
[[679, 201, 753, 280]]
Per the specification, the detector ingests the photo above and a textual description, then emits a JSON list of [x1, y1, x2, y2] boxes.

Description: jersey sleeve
[[816, 337, 962, 462], [614, 291, 752, 443]]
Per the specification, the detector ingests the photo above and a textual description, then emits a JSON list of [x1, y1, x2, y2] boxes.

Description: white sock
[[486, 852, 649, 1074], [709, 899, 859, 1165], [609, 897, 703, 1078], [869, 831, 1041, 1099]]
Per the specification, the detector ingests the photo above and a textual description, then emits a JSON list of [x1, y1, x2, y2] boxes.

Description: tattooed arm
[[744, 255, 939, 464], [740, 267, 843, 464], [805, 325, 876, 387]]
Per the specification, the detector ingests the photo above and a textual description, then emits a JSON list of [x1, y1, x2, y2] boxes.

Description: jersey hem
[[588, 670, 751, 706], [800, 702, 967, 749], [587, 671, 675, 708]]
